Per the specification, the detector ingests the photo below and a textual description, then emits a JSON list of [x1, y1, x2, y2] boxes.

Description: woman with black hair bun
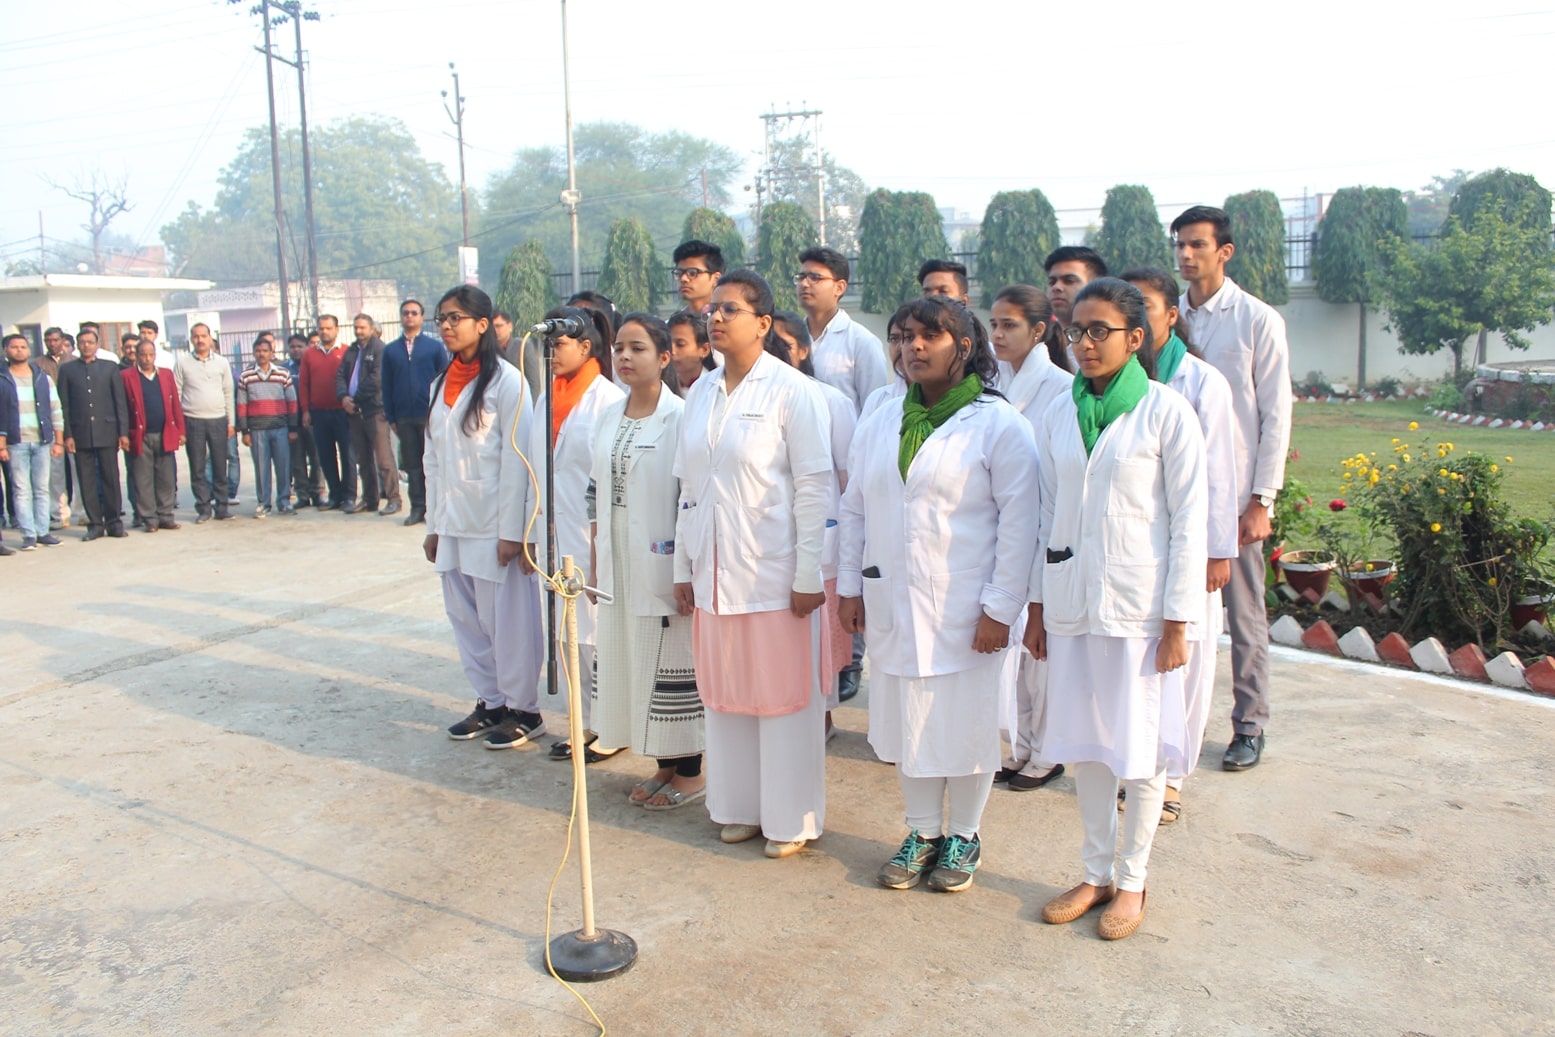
[[838, 296, 1039, 894], [425, 285, 547, 750], [530, 304, 626, 761], [1024, 277, 1207, 940]]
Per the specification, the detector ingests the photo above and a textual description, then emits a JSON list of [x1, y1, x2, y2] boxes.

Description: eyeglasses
[[1062, 323, 1130, 345], [674, 267, 712, 280], [792, 272, 835, 285], [433, 313, 474, 328], [707, 302, 757, 320], [400, 310, 422, 318]]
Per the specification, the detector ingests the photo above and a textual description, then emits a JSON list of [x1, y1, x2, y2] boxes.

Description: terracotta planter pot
[[1342, 560, 1396, 599], [1278, 549, 1337, 599]]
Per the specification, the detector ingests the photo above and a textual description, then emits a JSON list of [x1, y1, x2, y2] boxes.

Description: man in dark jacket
[[335, 314, 399, 515], [57, 327, 130, 539], [380, 298, 448, 526]]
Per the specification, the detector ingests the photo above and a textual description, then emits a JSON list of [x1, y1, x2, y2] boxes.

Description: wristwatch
[[1254, 494, 1275, 509]]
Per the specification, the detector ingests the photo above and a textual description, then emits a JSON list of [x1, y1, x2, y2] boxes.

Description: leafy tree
[[976, 189, 1060, 306], [479, 122, 739, 285], [596, 217, 659, 314], [495, 240, 555, 331], [1092, 184, 1171, 277], [1312, 186, 1408, 387], [682, 207, 745, 267], [161, 117, 462, 308], [1379, 213, 1555, 379], [760, 134, 870, 255], [857, 189, 948, 313], [1404, 170, 1471, 237], [1447, 168, 1554, 367], [755, 202, 818, 312], [1224, 189, 1289, 305]]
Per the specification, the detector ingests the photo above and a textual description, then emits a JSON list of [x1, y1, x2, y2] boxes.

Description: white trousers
[[705, 689, 826, 843], [1008, 654, 1056, 773], [898, 769, 996, 840], [441, 569, 544, 714], [1073, 760, 1166, 893], [1167, 597, 1222, 790]]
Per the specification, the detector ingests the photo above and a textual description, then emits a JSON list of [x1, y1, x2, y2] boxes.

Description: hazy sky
[[3, 0, 1553, 271]]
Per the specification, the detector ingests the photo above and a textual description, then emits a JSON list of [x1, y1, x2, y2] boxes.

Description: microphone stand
[[543, 332, 558, 709]]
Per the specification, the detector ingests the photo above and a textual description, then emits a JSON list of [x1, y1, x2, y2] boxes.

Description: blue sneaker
[[877, 830, 943, 889], [927, 833, 982, 892]]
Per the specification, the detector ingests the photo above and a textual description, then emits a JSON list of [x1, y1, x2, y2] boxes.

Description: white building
[[0, 273, 214, 360]]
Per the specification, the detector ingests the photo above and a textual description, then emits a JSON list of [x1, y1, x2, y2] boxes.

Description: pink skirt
[[823, 578, 851, 679], [693, 606, 828, 717]]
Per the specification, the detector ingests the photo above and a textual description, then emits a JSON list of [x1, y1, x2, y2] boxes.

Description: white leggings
[[897, 769, 996, 840], [1073, 760, 1166, 893]]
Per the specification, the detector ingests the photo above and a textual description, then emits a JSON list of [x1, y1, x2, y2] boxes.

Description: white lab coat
[[997, 350, 1071, 425], [809, 307, 889, 413], [1167, 353, 1240, 562], [531, 373, 626, 643], [674, 351, 834, 615], [859, 376, 906, 423], [814, 378, 857, 580], [1030, 383, 1208, 640], [425, 361, 537, 583], [839, 395, 1040, 678], [588, 388, 683, 617]]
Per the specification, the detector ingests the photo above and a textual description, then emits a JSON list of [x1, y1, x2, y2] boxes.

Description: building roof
[[0, 274, 215, 293]]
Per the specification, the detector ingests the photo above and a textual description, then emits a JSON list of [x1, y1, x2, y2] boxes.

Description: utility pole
[[260, 1, 320, 324], [759, 105, 826, 247], [234, 0, 292, 334], [560, 0, 581, 294], [38, 212, 45, 273], [442, 64, 470, 247]]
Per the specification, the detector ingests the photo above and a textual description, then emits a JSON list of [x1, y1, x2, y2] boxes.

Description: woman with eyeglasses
[[987, 284, 1075, 795], [673, 270, 835, 860], [772, 311, 859, 736], [586, 314, 706, 810], [530, 305, 626, 760], [424, 286, 548, 749], [1023, 278, 1207, 940], [1122, 267, 1238, 827], [668, 310, 717, 391], [838, 297, 1040, 894]]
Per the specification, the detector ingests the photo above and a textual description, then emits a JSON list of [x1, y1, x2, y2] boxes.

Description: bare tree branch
[[46, 171, 133, 273]]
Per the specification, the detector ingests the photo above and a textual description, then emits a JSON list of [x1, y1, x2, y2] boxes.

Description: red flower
[[1329, 499, 1347, 512]]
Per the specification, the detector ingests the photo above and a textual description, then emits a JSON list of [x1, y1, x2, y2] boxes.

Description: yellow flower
[[1343, 472, 1353, 481], [1391, 438, 1401, 445], [1409, 421, 1419, 430], [1438, 468, 1449, 477], [1387, 464, 1398, 471], [1506, 456, 1514, 463], [1437, 449, 1447, 458], [1431, 522, 1442, 532], [1488, 577, 1498, 587], [1403, 454, 1411, 463], [1444, 443, 1453, 451], [1369, 471, 1380, 485], [1491, 464, 1499, 473]]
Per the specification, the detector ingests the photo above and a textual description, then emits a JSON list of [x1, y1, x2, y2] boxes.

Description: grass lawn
[[1285, 399, 1555, 549]]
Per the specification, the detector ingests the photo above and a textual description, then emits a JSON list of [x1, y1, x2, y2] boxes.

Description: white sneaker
[[720, 823, 762, 844], [254, 505, 269, 519]]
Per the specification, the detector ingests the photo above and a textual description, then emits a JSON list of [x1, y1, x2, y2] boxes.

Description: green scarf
[[1072, 355, 1148, 455], [899, 374, 983, 480], [1156, 331, 1187, 385]]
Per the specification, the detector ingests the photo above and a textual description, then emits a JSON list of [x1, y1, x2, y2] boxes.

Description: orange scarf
[[551, 356, 600, 443], [443, 356, 480, 408]]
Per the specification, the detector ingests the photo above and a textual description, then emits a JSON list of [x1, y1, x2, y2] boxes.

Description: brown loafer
[[1041, 881, 1116, 924], [1098, 890, 1148, 941]]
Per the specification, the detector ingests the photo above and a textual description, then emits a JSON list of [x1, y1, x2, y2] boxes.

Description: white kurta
[[530, 373, 625, 647], [1032, 383, 1208, 780], [840, 394, 1040, 776]]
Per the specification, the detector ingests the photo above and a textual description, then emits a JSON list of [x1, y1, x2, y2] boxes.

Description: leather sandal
[[1159, 787, 1182, 825]]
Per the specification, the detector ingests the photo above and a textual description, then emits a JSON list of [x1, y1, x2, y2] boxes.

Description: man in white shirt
[[918, 259, 970, 305], [672, 239, 724, 315], [1044, 246, 1108, 331], [1171, 205, 1292, 772], [796, 246, 888, 413]]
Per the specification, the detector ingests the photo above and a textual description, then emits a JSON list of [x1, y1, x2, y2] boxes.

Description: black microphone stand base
[[548, 927, 638, 983]]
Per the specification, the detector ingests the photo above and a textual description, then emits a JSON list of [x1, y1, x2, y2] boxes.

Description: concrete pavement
[[3, 503, 1553, 1036]]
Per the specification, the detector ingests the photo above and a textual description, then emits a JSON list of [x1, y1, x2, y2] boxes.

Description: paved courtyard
[[4, 500, 1554, 1036]]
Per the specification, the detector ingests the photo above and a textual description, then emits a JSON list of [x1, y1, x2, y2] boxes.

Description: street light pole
[[560, 0, 581, 294], [443, 64, 470, 247], [257, 4, 291, 335], [289, 3, 320, 323]]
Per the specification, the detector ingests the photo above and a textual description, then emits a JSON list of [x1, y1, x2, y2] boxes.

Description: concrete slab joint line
[[1447, 643, 1489, 682], [1410, 637, 1455, 675], [1484, 651, 1527, 690], [1337, 626, 1379, 663], [1268, 614, 1306, 647]]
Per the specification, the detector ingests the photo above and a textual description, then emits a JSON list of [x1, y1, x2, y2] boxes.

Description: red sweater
[[121, 367, 186, 456], [298, 344, 346, 414]]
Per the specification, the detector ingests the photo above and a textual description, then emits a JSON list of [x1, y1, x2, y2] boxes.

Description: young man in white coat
[[1171, 206, 1292, 772]]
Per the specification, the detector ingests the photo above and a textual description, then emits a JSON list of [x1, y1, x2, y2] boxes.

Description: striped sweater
[[236, 364, 299, 431]]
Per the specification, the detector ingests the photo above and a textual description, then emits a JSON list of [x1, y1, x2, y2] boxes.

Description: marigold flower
[[1409, 421, 1419, 430], [1488, 577, 1498, 587], [1431, 522, 1442, 532], [1506, 456, 1514, 463], [1491, 464, 1499, 473]]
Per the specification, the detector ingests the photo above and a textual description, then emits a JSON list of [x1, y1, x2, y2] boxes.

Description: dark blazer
[[58, 356, 129, 449], [335, 336, 386, 417]]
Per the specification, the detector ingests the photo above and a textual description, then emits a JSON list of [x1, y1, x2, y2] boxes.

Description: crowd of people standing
[[418, 204, 1291, 942]]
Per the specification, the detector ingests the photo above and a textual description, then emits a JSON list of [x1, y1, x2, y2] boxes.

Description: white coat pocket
[[930, 567, 986, 658], [1042, 553, 1087, 628], [860, 571, 894, 643]]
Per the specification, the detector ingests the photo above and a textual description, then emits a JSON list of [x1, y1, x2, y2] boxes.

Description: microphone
[[532, 315, 588, 337]]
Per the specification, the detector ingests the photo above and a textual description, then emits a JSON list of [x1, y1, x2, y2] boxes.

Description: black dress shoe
[[837, 667, 862, 702], [1007, 764, 1065, 791], [108, 527, 128, 538], [1222, 732, 1265, 771], [403, 508, 425, 526], [83, 529, 106, 541], [344, 501, 369, 514], [379, 501, 401, 516]]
